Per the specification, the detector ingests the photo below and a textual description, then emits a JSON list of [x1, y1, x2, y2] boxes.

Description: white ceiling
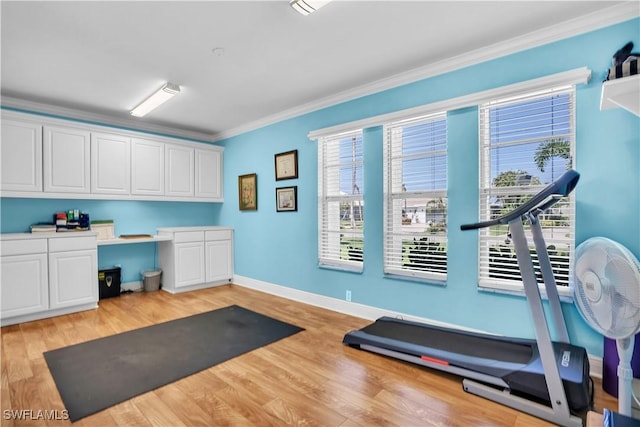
[[1, 1, 635, 142]]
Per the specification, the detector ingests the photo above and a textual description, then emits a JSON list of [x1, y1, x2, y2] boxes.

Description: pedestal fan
[[573, 237, 640, 416]]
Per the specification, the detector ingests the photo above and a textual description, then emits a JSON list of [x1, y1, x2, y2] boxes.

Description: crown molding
[[0, 96, 216, 143], [211, 1, 639, 142]]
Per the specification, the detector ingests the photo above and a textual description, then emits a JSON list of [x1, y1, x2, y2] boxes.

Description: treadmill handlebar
[[460, 169, 580, 231]]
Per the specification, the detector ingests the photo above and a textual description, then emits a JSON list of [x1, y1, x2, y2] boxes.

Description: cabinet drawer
[[48, 236, 96, 252], [174, 231, 204, 243], [205, 230, 232, 241], [1, 239, 47, 256]]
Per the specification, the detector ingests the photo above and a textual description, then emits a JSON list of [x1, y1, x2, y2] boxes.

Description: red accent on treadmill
[[421, 355, 449, 366]]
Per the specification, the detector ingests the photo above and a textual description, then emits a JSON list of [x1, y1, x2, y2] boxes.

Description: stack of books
[[30, 223, 57, 233]]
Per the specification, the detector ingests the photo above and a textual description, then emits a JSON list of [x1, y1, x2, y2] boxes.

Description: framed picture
[[274, 149, 298, 181], [238, 173, 257, 211], [276, 186, 297, 212]]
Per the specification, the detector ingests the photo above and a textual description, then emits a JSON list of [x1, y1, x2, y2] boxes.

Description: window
[[318, 129, 364, 272], [383, 113, 447, 281], [478, 86, 576, 294]]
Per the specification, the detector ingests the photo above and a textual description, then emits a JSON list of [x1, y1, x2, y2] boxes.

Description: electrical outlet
[[346, 290, 352, 302]]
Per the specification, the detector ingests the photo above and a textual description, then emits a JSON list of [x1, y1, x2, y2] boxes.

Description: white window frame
[[317, 129, 364, 272], [383, 112, 447, 282], [478, 85, 576, 297]]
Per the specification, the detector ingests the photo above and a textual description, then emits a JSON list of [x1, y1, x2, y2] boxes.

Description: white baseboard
[[0, 303, 97, 327], [589, 356, 603, 380], [232, 274, 603, 379], [121, 280, 143, 292]]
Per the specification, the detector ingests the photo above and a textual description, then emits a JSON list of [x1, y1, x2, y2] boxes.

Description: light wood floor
[[1, 284, 618, 426]]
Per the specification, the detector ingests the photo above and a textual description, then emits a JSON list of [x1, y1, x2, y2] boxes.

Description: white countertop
[[157, 226, 233, 232], [3, 226, 233, 242], [1, 231, 98, 240]]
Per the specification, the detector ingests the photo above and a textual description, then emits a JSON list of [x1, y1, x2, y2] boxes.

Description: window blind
[[383, 112, 447, 281], [478, 86, 576, 293], [318, 129, 364, 272]]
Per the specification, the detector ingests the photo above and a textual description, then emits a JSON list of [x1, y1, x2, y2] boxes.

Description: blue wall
[[1, 19, 638, 356], [215, 18, 640, 357]]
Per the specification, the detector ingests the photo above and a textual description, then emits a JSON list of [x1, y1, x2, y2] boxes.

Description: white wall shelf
[[600, 74, 640, 116]]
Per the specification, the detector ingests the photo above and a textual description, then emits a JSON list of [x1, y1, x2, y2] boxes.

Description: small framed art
[[274, 149, 298, 181], [238, 173, 257, 211], [276, 186, 297, 212]]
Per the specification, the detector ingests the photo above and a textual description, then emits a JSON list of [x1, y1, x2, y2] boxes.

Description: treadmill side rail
[[463, 379, 583, 427]]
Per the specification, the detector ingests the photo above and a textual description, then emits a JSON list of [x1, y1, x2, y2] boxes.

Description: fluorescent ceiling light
[[130, 82, 180, 117], [289, 0, 330, 15]]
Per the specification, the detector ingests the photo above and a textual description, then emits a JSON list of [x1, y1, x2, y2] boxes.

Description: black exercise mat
[[44, 305, 304, 421]]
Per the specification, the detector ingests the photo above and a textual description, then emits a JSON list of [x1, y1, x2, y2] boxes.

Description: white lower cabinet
[[205, 231, 233, 283], [48, 236, 98, 309], [175, 240, 206, 288], [0, 239, 49, 319], [158, 227, 233, 293], [0, 234, 98, 326]]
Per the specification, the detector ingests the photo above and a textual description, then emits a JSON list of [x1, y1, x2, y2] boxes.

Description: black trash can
[[98, 267, 121, 299]]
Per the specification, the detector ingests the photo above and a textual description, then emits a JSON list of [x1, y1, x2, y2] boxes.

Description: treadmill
[[343, 169, 592, 426]]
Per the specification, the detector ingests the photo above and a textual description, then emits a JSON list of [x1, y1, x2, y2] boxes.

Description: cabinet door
[[175, 242, 205, 287], [91, 132, 131, 194], [0, 254, 49, 318], [205, 240, 233, 283], [131, 138, 164, 196], [1, 119, 43, 192], [43, 126, 91, 193], [49, 249, 98, 309], [165, 144, 194, 197], [195, 148, 222, 200]]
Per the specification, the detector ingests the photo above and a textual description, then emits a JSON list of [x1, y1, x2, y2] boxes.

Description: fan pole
[[617, 337, 634, 416]]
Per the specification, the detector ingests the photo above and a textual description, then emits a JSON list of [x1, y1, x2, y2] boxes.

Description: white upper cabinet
[[165, 143, 194, 197], [43, 125, 91, 193], [131, 138, 165, 196], [2, 111, 223, 202], [195, 147, 223, 200], [91, 132, 131, 195], [1, 119, 43, 192]]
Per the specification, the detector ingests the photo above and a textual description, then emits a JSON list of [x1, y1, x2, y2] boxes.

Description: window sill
[[478, 279, 573, 303], [384, 268, 447, 286], [384, 271, 446, 286], [318, 262, 363, 274]]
